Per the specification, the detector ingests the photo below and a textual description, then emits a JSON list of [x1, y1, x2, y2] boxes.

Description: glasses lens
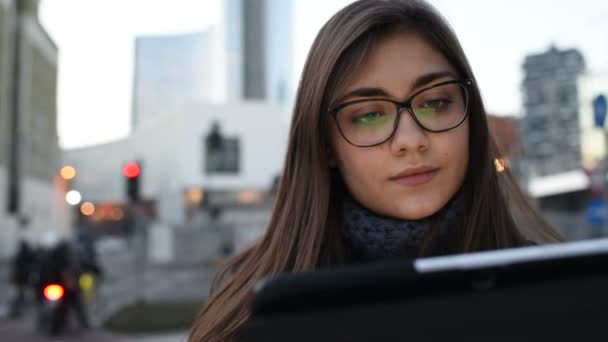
[[336, 100, 397, 146], [411, 83, 468, 131]]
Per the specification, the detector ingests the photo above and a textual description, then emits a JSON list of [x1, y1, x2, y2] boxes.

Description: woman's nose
[[388, 109, 429, 154]]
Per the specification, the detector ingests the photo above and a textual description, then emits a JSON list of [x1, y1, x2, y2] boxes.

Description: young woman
[[189, 0, 564, 340]]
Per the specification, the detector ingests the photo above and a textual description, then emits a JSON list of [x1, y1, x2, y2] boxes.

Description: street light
[[65, 190, 82, 206], [80, 202, 95, 216], [60, 165, 77, 180]]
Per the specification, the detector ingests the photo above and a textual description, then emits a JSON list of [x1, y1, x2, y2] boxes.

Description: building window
[[204, 135, 240, 174], [559, 87, 572, 104]]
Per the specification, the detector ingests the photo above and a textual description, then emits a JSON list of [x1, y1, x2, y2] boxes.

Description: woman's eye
[[352, 111, 385, 124], [416, 98, 453, 116], [422, 98, 451, 109]]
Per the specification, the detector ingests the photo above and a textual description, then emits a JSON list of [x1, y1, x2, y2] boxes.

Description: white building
[[63, 102, 289, 227]]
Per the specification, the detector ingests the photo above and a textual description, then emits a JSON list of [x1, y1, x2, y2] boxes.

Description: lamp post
[[8, 1, 23, 214]]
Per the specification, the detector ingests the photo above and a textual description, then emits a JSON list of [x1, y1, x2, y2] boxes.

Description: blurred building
[[578, 72, 608, 169], [518, 47, 608, 240], [63, 102, 289, 261], [132, 0, 294, 130], [520, 46, 586, 178], [62, 0, 296, 261], [64, 102, 288, 208], [132, 31, 223, 130], [223, 0, 293, 104], [0, 0, 70, 258]]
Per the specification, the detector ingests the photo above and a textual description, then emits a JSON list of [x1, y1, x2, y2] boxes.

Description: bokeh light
[[80, 202, 95, 216], [60, 165, 76, 180], [65, 190, 82, 205], [43, 284, 64, 301]]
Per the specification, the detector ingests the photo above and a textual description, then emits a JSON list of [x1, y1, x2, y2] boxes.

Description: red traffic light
[[123, 162, 141, 179]]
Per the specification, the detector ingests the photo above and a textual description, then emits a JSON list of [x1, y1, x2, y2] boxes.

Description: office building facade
[[520, 46, 586, 178]]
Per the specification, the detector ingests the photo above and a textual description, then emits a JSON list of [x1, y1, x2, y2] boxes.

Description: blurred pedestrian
[[48, 241, 90, 336], [189, 0, 566, 340], [9, 240, 35, 318], [73, 233, 103, 300]]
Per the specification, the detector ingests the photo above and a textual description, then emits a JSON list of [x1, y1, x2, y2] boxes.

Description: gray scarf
[[341, 191, 465, 261]]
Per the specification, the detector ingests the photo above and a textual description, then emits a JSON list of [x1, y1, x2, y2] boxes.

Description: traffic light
[[123, 161, 141, 201]]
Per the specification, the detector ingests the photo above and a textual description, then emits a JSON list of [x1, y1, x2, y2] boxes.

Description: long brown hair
[[189, 0, 564, 340]]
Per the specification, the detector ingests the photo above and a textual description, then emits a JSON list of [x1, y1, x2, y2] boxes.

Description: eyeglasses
[[328, 79, 473, 147]]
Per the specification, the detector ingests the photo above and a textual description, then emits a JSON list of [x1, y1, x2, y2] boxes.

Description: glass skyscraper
[[132, 31, 220, 129], [132, 0, 295, 130]]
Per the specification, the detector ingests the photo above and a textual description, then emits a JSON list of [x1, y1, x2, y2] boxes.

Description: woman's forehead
[[335, 30, 457, 102]]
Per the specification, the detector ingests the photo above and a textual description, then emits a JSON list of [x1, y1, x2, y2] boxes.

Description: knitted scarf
[[341, 191, 464, 261]]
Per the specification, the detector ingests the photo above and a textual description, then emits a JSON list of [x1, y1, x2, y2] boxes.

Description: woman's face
[[329, 30, 469, 220]]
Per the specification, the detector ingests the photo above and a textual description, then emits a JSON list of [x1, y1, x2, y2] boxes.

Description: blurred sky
[[39, 0, 608, 149]]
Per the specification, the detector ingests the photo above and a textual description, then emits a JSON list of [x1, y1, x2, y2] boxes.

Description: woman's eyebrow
[[411, 70, 457, 89], [334, 87, 392, 104], [333, 70, 458, 106]]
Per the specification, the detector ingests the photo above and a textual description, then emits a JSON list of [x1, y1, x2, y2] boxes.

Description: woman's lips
[[392, 169, 438, 186]]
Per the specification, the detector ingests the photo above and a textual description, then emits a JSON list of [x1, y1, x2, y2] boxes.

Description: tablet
[[240, 238, 608, 341]]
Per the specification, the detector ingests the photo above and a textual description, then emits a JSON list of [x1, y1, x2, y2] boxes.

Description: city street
[[0, 239, 214, 342]]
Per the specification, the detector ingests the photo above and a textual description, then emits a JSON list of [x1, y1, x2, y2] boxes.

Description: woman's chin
[[383, 205, 440, 221]]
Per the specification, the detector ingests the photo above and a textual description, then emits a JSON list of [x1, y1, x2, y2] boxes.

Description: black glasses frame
[[328, 79, 474, 147]]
